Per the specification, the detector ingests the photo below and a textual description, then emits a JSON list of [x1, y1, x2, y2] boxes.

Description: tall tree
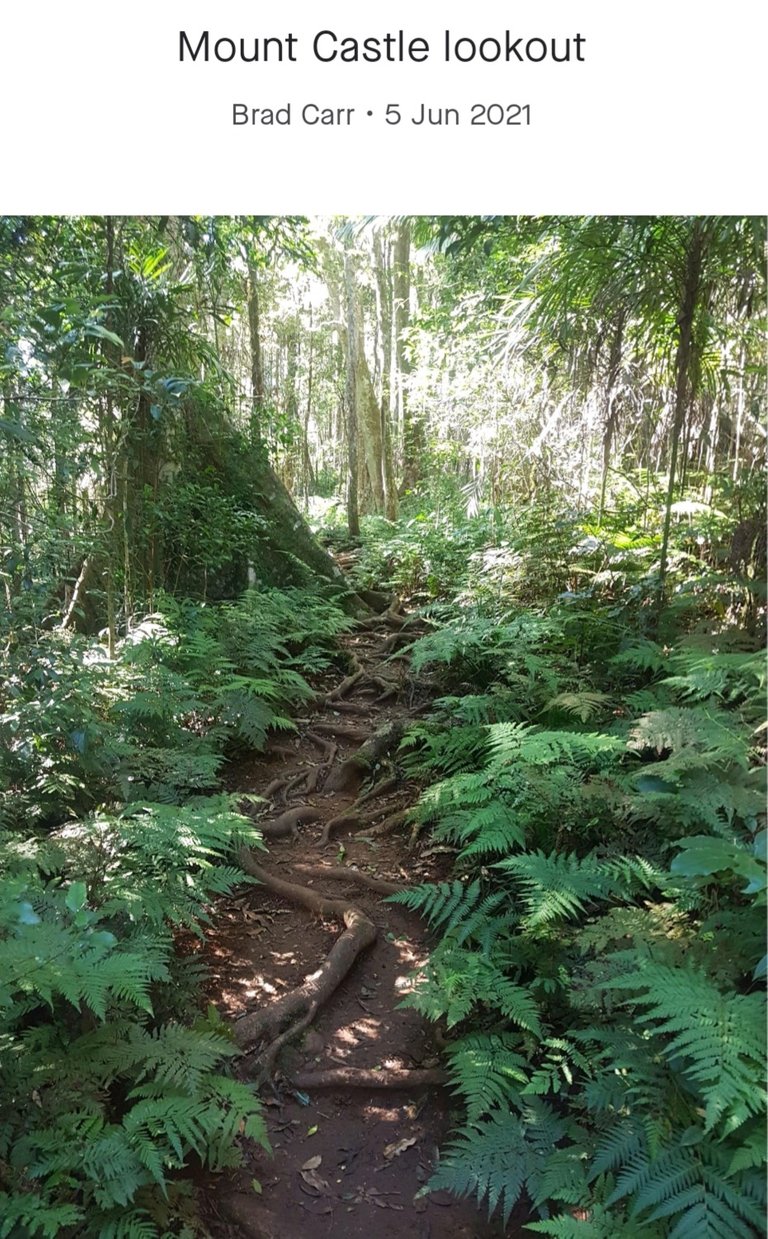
[[394, 221, 422, 493], [372, 229, 399, 519], [657, 218, 705, 595]]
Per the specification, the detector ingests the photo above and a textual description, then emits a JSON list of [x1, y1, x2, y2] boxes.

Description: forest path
[[194, 604, 510, 1239]]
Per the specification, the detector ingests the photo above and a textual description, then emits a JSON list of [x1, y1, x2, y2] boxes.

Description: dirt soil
[[194, 607, 527, 1238]]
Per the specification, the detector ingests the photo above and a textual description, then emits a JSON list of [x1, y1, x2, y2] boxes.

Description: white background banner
[[2, 1, 766, 212]]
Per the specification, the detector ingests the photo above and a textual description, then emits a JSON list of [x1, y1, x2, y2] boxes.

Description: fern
[[544, 691, 612, 722], [496, 850, 660, 929], [396, 591, 766, 1235], [664, 649, 765, 714], [429, 1101, 576, 1223], [606, 1140, 767, 1237], [487, 724, 625, 773], [609, 638, 668, 674], [603, 961, 767, 1132], [0, 790, 269, 1229], [445, 1032, 529, 1119], [94, 1213, 159, 1239], [389, 878, 486, 932], [0, 1194, 84, 1238], [628, 707, 748, 766], [404, 940, 543, 1034], [527, 1204, 664, 1237]]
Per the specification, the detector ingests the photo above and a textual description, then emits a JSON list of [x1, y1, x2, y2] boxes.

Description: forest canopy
[[0, 214, 765, 1239]]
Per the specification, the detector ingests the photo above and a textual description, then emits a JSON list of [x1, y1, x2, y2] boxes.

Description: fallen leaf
[[383, 1135, 417, 1161], [372, 1196, 404, 1210], [300, 1167, 330, 1194], [302, 1154, 322, 1170], [307, 1124, 319, 1136]]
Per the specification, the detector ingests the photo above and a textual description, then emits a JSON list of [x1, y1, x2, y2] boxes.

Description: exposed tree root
[[261, 777, 287, 802], [302, 752, 336, 795], [325, 720, 404, 794], [375, 688, 398, 705], [328, 656, 364, 701], [218, 605, 445, 1111], [311, 721, 368, 742], [305, 730, 337, 760], [382, 631, 414, 657], [323, 699, 371, 716], [318, 796, 408, 847], [356, 587, 393, 612], [369, 673, 399, 693], [282, 769, 312, 802], [360, 600, 409, 632], [259, 807, 322, 840], [267, 743, 298, 761], [289, 1066, 446, 1089], [354, 809, 409, 839], [254, 1001, 319, 1079], [218, 1194, 281, 1239], [364, 673, 400, 705], [233, 851, 377, 1055], [292, 863, 404, 896], [318, 811, 362, 846], [356, 772, 399, 807]]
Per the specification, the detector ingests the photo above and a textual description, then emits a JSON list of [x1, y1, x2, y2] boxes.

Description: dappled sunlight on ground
[[331, 1016, 382, 1051]]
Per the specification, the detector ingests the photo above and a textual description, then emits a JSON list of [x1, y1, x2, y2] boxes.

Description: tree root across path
[[319, 802, 409, 846], [233, 851, 378, 1066], [311, 721, 368, 742], [325, 719, 404, 794], [289, 1065, 447, 1089], [259, 806, 323, 840], [222, 603, 435, 1098]]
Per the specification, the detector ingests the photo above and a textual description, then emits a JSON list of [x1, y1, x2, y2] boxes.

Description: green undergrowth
[[0, 586, 352, 1236], [367, 502, 767, 1237], [1, 587, 353, 830]]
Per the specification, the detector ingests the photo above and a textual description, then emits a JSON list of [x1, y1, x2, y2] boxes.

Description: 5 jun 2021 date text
[[232, 102, 532, 127]]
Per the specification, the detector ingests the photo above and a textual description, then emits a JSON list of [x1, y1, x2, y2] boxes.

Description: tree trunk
[[373, 232, 399, 520], [343, 250, 385, 515], [247, 261, 266, 442], [394, 221, 422, 494], [240, 248, 354, 587], [282, 316, 300, 490], [318, 241, 360, 537], [658, 221, 705, 597], [248, 444, 352, 589], [598, 309, 626, 525], [302, 303, 315, 504]]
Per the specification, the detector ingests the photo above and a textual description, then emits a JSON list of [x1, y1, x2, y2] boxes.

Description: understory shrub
[[0, 797, 269, 1236], [0, 584, 352, 1235], [388, 515, 766, 1238], [0, 587, 352, 830]]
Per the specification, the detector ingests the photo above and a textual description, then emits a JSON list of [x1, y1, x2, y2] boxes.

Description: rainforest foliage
[[0, 214, 765, 1236]]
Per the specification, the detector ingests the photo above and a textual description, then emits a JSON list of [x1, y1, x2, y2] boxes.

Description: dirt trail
[[195, 606, 514, 1239]]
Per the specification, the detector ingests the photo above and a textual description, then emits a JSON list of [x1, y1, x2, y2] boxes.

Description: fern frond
[[604, 962, 767, 1132], [430, 1101, 570, 1224], [445, 1033, 529, 1119], [0, 1194, 84, 1238], [389, 879, 485, 933]]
